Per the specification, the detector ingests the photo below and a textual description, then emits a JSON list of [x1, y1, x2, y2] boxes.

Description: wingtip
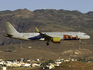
[[35, 27, 39, 33]]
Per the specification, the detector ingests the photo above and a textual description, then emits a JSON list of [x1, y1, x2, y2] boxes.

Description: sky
[[0, 0, 93, 13]]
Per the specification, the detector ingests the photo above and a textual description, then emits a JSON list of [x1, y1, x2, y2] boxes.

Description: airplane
[[4, 22, 90, 45]]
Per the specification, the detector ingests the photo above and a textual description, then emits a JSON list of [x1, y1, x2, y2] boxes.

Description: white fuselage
[[11, 32, 90, 41]]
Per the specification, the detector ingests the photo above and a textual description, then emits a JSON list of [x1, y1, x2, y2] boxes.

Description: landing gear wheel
[[46, 42, 49, 46]]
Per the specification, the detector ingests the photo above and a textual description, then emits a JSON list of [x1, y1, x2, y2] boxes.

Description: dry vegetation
[[0, 40, 93, 60]]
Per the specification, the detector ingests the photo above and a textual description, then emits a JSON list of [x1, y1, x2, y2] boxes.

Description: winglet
[[35, 27, 39, 33]]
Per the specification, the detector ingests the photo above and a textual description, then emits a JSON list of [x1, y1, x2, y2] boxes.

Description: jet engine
[[52, 37, 60, 43]]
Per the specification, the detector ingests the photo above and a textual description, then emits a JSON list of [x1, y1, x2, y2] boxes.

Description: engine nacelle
[[52, 37, 60, 43]]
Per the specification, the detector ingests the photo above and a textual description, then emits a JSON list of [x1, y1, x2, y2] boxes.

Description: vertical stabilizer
[[6, 22, 18, 34]]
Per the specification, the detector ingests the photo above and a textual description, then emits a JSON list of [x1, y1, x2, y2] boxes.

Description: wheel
[[46, 42, 49, 46]]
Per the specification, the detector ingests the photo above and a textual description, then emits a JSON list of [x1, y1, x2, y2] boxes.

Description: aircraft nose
[[87, 35, 90, 39]]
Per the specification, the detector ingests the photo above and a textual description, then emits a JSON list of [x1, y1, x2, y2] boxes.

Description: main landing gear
[[46, 41, 49, 46]]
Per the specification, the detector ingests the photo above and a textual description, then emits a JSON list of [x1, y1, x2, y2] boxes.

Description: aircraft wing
[[35, 27, 61, 45], [35, 27, 52, 41]]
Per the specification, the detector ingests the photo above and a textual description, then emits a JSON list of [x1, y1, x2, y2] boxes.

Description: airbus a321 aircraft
[[5, 22, 90, 45]]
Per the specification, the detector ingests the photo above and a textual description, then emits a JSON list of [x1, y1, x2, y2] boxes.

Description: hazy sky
[[0, 0, 93, 13]]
